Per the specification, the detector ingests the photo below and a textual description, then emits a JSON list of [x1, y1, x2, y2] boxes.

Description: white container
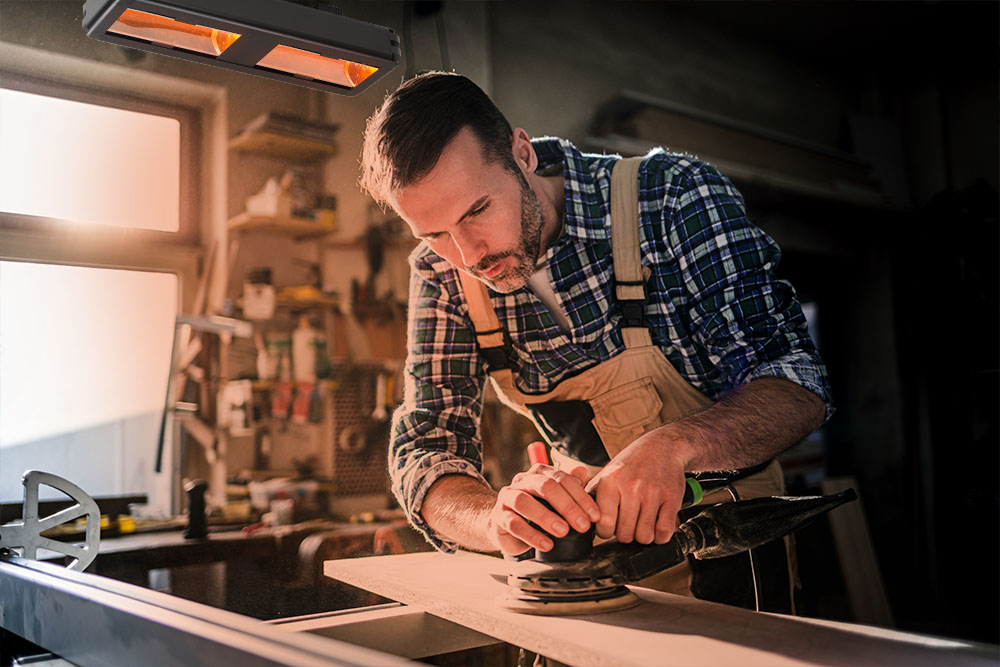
[[291, 317, 317, 383], [243, 267, 275, 321]]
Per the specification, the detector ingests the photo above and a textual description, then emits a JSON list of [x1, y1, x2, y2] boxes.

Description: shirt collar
[[531, 137, 612, 243]]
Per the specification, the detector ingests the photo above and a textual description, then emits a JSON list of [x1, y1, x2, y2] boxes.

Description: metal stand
[[0, 470, 100, 571]]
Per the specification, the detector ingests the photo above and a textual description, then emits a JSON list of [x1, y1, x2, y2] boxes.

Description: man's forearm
[[667, 377, 826, 471], [420, 474, 499, 552]]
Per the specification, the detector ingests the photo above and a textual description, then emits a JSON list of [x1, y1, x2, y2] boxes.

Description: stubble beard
[[472, 172, 545, 293]]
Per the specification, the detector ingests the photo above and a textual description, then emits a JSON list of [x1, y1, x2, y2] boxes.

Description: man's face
[[391, 127, 545, 293]]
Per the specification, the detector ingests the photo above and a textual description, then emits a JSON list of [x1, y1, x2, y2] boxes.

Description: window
[[0, 63, 209, 516], [0, 72, 200, 245], [0, 88, 181, 232], [0, 262, 177, 504]]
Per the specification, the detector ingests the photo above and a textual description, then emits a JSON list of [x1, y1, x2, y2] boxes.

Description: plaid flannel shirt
[[390, 137, 832, 551]]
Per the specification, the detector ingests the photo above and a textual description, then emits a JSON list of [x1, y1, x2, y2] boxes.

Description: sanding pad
[[497, 588, 640, 616], [500, 551, 640, 616]]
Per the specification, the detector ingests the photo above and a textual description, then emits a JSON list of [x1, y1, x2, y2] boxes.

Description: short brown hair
[[360, 71, 518, 207]]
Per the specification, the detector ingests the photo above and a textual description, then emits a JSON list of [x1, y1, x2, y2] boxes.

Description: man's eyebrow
[[455, 196, 489, 225], [415, 196, 490, 240]]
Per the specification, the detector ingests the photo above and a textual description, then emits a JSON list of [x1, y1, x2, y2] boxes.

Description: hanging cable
[[434, 8, 451, 71], [403, 1, 415, 78], [726, 484, 762, 612]]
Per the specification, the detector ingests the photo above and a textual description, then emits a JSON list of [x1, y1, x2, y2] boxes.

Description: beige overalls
[[458, 157, 797, 611]]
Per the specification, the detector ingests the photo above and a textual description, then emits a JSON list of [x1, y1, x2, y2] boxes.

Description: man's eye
[[469, 202, 490, 217]]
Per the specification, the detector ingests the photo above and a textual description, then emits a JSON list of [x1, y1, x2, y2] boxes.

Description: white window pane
[[0, 88, 180, 232], [0, 262, 177, 502]]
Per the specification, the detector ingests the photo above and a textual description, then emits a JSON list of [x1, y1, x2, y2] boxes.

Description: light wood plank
[[325, 551, 998, 667]]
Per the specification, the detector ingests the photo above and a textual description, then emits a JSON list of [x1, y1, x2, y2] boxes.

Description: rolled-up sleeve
[[666, 162, 834, 420], [389, 250, 490, 552]]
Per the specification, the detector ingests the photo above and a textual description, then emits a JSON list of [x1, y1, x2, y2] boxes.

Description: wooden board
[[325, 552, 999, 667]]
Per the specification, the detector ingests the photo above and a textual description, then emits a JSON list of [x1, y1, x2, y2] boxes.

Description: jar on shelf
[[243, 267, 275, 321]]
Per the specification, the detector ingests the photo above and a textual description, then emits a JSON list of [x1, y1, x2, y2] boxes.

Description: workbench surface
[[325, 551, 999, 667]]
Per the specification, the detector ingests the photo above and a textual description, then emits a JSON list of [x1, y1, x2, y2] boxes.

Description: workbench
[[4, 547, 997, 666], [43, 521, 393, 617], [325, 551, 1000, 667]]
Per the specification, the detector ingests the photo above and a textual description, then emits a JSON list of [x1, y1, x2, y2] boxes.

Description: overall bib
[[458, 157, 797, 612]]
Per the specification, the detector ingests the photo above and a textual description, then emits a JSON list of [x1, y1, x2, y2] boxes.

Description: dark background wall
[[483, 1, 998, 642]]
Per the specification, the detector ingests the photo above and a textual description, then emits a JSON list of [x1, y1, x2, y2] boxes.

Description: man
[[360, 72, 830, 611]]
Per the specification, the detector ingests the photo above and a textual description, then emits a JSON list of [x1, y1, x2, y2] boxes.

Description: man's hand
[[487, 464, 601, 555], [584, 379, 826, 545], [586, 430, 692, 545]]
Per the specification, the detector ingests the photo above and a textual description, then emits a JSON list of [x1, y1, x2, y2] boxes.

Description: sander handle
[[607, 489, 859, 583]]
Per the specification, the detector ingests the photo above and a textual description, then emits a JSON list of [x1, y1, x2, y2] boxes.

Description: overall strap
[[457, 269, 511, 373], [610, 157, 653, 349]]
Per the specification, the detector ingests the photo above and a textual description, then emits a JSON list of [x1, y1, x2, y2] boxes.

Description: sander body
[[501, 489, 857, 615]]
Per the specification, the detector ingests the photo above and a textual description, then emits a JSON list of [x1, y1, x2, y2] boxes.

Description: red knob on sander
[[526, 441, 550, 466]]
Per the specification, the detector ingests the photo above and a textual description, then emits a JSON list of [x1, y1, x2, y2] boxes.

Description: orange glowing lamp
[[83, 0, 399, 96]]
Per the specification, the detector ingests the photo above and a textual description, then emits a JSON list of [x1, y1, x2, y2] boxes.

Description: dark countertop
[[42, 520, 387, 575]]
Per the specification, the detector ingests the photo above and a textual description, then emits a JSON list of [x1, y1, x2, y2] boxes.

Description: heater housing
[[83, 0, 400, 96]]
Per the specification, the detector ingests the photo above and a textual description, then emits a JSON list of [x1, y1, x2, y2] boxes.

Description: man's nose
[[453, 229, 486, 269]]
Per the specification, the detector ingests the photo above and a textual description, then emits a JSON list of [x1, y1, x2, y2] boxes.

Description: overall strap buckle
[[618, 298, 647, 328], [475, 327, 511, 372]]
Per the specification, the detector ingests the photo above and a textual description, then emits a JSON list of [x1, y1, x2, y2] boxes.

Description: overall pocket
[[589, 377, 664, 457]]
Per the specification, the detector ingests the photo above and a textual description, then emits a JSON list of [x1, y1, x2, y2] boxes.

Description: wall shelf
[[228, 130, 337, 162], [236, 293, 340, 312], [228, 112, 339, 162], [228, 212, 336, 239], [275, 295, 340, 309], [324, 236, 419, 250]]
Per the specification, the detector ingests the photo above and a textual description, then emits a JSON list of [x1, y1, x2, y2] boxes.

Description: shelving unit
[[221, 113, 407, 504], [225, 113, 343, 443]]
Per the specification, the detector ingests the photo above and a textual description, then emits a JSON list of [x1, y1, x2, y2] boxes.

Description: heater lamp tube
[[257, 44, 378, 88], [108, 8, 241, 57]]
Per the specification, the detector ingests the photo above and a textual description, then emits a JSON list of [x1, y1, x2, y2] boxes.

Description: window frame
[[0, 41, 229, 516]]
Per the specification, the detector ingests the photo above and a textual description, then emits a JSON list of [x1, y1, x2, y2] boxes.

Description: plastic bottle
[[292, 317, 317, 384]]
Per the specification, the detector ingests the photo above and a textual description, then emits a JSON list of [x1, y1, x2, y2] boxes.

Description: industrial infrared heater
[[82, 0, 400, 95]]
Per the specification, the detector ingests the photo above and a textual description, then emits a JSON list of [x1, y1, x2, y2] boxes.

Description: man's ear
[[511, 127, 537, 173]]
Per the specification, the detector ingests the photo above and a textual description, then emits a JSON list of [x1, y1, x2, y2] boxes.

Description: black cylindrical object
[[534, 498, 595, 562], [533, 477, 704, 562], [184, 479, 208, 540]]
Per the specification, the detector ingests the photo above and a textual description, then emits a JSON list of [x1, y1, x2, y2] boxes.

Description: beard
[[471, 171, 545, 293]]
